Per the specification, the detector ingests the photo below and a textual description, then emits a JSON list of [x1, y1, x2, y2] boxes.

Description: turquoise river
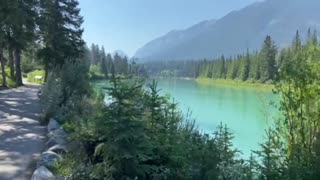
[[94, 78, 278, 158]]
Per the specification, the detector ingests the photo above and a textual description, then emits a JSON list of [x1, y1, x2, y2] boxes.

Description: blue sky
[[79, 0, 260, 57]]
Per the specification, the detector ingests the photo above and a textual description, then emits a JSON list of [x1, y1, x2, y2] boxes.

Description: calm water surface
[[153, 78, 277, 157], [93, 78, 278, 158]]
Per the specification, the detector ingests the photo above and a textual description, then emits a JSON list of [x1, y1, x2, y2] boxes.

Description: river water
[[93, 78, 278, 157], [153, 78, 277, 157]]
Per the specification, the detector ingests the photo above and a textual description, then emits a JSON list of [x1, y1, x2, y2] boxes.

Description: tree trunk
[[8, 46, 15, 79], [44, 63, 49, 82], [15, 48, 23, 86], [0, 48, 7, 87]]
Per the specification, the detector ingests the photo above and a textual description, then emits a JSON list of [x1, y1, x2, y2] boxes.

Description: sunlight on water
[[152, 78, 278, 158]]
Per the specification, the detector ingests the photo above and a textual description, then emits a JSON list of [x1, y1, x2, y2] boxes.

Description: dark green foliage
[[59, 59, 90, 107], [21, 43, 43, 73], [91, 79, 153, 179], [241, 49, 250, 81], [254, 128, 285, 180], [214, 123, 242, 179], [55, 77, 244, 179], [142, 30, 320, 180], [113, 53, 129, 75], [272, 32, 320, 180], [292, 31, 302, 51], [0, 0, 38, 86], [145, 48, 265, 82], [145, 36, 279, 83], [6, 0, 320, 177], [100, 56, 108, 78], [259, 36, 277, 82], [0, 49, 6, 87], [90, 44, 101, 65], [87, 44, 145, 79], [38, 0, 84, 81]]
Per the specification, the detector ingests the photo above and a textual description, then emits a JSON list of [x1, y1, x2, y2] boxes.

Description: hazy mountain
[[134, 0, 320, 61]]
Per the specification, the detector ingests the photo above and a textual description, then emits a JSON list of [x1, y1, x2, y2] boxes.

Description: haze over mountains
[[134, 0, 320, 61]]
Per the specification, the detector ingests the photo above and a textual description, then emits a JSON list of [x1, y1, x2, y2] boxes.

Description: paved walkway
[[0, 84, 46, 180]]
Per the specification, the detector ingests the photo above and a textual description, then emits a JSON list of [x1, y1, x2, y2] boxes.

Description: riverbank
[[150, 76, 274, 91], [195, 78, 274, 91]]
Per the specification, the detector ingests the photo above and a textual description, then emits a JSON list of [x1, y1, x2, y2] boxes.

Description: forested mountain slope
[[135, 0, 320, 61]]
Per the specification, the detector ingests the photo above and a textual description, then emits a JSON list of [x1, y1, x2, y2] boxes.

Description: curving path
[[0, 84, 46, 180]]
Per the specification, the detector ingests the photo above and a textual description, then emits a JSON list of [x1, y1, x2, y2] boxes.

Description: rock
[[37, 151, 62, 168], [48, 118, 60, 132], [48, 144, 68, 154], [46, 136, 67, 148], [48, 128, 68, 139], [31, 166, 55, 180], [47, 128, 69, 147], [37, 89, 42, 97]]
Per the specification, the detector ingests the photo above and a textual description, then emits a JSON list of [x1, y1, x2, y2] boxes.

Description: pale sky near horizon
[[79, 0, 260, 57]]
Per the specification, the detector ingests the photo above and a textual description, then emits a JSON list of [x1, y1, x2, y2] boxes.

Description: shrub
[[40, 71, 63, 123], [40, 60, 90, 123], [53, 78, 244, 179], [89, 65, 105, 80], [22, 59, 42, 74], [0, 67, 17, 87], [27, 70, 45, 84]]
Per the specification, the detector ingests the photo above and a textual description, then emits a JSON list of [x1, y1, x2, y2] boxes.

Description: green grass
[[196, 77, 274, 91], [89, 65, 106, 80], [0, 67, 17, 88], [0, 77, 17, 88], [27, 70, 45, 84]]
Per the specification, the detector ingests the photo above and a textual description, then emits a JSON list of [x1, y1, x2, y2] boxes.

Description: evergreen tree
[[92, 78, 154, 179], [259, 35, 277, 82], [8, 47, 14, 79], [0, 0, 15, 79], [254, 128, 284, 180], [90, 44, 98, 65], [3, 0, 38, 86], [292, 30, 302, 51], [38, 0, 84, 81], [121, 56, 129, 75], [0, 45, 6, 87], [113, 53, 121, 74], [0, 2, 7, 87], [215, 123, 241, 179], [312, 30, 318, 45], [100, 56, 108, 78], [220, 55, 226, 79], [307, 28, 313, 46], [232, 59, 240, 79], [0, 0, 15, 80], [105, 53, 113, 74], [241, 49, 250, 81]]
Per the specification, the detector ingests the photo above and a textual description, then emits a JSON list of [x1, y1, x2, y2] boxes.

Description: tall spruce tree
[[100, 57, 108, 78], [106, 53, 113, 74], [0, 1, 15, 80], [259, 35, 277, 82], [0, 39, 6, 87], [38, 0, 84, 81], [292, 30, 302, 51], [3, 0, 38, 86], [241, 49, 250, 81], [312, 30, 318, 45], [220, 55, 226, 79], [0, 1, 7, 87]]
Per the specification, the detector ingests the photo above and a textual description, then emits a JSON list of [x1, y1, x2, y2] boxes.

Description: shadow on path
[[0, 84, 46, 180]]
